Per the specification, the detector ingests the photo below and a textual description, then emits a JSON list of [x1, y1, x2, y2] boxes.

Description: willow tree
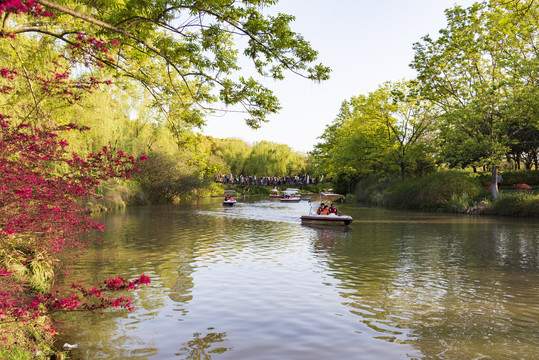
[[2, 0, 330, 130], [241, 140, 305, 176], [411, 1, 539, 198]]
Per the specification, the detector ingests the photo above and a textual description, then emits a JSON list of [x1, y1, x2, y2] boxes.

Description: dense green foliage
[[16, 0, 329, 128], [1, 0, 315, 208], [310, 0, 539, 204], [487, 170, 539, 187], [1, 1, 324, 356], [310, 81, 437, 193], [487, 192, 539, 216], [353, 170, 539, 216], [378, 171, 483, 211]]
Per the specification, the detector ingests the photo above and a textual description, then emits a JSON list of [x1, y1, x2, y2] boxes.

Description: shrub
[[381, 171, 483, 211], [355, 175, 398, 203], [489, 192, 539, 217], [135, 151, 206, 202]]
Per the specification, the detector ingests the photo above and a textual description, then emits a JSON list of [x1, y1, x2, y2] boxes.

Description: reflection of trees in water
[[169, 252, 195, 305], [318, 219, 539, 359], [176, 328, 231, 359]]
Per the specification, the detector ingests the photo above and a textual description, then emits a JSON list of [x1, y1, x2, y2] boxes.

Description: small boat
[[223, 190, 237, 206], [269, 189, 281, 198], [280, 190, 301, 202], [301, 193, 353, 226], [284, 188, 301, 198]]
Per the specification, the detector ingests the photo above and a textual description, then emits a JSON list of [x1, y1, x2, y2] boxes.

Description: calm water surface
[[53, 197, 539, 359]]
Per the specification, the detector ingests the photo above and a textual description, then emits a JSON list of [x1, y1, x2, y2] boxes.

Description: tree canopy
[[410, 0, 539, 197], [311, 0, 539, 197], [2, 0, 330, 129]]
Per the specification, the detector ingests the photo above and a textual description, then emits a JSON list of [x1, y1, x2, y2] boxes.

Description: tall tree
[[411, 1, 539, 198], [380, 81, 436, 181], [2, 0, 330, 130], [311, 81, 435, 192]]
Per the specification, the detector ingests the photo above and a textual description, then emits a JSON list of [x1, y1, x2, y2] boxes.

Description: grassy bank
[[353, 170, 539, 217]]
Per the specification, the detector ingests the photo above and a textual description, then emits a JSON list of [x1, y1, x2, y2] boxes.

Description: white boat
[[223, 190, 237, 205], [269, 189, 281, 198], [301, 193, 353, 226], [284, 188, 301, 198], [280, 190, 301, 202]]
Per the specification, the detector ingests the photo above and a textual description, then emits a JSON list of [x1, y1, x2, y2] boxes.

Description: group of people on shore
[[317, 203, 338, 215], [216, 174, 332, 187]]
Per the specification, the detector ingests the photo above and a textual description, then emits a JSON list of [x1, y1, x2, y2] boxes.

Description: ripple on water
[[53, 201, 539, 360]]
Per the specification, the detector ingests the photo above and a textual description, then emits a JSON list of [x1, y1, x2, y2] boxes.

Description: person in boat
[[317, 203, 325, 215], [329, 203, 338, 215], [225, 195, 230, 201], [321, 205, 330, 215]]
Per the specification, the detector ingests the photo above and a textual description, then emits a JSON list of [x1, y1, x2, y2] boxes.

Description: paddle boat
[[269, 189, 281, 198], [280, 190, 301, 202], [223, 190, 237, 206], [301, 193, 353, 226], [284, 188, 301, 198]]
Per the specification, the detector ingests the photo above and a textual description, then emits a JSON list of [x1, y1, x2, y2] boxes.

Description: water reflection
[[53, 200, 539, 359], [320, 208, 539, 359], [176, 328, 231, 359]]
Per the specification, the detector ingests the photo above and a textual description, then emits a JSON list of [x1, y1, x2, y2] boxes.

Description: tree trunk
[[491, 166, 499, 199]]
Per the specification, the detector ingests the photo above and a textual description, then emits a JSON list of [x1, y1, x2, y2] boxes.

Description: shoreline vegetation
[[92, 169, 539, 218]]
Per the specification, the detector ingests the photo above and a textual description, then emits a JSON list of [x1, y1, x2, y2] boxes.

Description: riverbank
[[351, 170, 539, 217], [89, 170, 539, 218]]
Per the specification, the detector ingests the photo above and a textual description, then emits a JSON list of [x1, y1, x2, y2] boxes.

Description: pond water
[[53, 196, 539, 359]]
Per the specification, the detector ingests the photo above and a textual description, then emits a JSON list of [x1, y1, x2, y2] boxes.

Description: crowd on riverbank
[[216, 174, 332, 186]]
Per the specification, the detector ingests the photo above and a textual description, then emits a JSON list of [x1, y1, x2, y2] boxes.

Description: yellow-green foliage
[[379, 171, 483, 210], [92, 179, 147, 210], [0, 314, 57, 360], [135, 151, 208, 202], [197, 181, 226, 198]]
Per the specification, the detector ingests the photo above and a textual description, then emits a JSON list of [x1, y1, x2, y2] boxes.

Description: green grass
[[488, 192, 539, 216]]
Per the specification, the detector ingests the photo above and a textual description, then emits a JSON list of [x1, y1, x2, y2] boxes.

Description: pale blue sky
[[201, 0, 477, 153]]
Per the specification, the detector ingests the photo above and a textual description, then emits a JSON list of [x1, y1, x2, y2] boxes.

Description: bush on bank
[[353, 170, 539, 216], [486, 192, 539, 216], [382, 171, 483, 211]]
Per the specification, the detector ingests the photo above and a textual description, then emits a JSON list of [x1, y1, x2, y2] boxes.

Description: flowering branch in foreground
[[0, 1, 151, 352]]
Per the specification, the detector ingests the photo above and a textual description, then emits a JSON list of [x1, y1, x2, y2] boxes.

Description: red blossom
[[0, 3, 149, 342]]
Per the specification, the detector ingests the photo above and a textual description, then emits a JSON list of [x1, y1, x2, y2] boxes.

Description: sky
[[200, 0, 478, 153]]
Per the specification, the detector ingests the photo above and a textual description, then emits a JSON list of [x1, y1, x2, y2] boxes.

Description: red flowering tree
[[0, 1, 150, 355], [1, 0, 328, 354]]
